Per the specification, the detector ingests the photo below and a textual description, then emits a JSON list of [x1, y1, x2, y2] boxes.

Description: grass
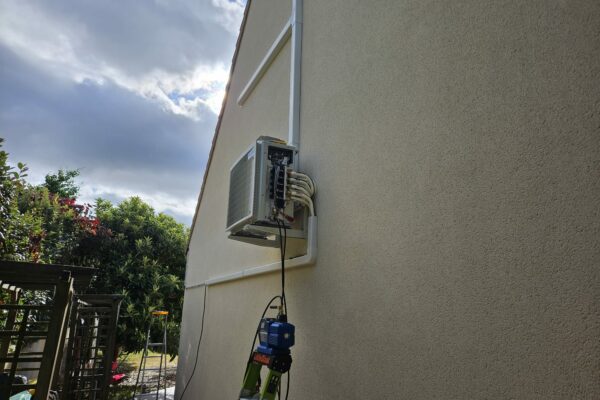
[[120, 350, 178, 371], [107, 351, 178, 399]]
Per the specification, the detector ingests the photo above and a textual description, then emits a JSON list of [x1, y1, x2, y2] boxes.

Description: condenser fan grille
[[227, 148, 255, 230]]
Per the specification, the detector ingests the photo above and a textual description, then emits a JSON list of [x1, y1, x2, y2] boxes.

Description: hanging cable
[[277, 368, 291, 400], [285, 369, 290, 400], [276, 220, 288, 315], [275, 219, 290, 400]]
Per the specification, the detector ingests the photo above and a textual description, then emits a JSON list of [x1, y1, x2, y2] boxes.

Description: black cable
[[276, 221, 284, 308], [178, 284, 207, 400], [275, 220, 290, 400], [243, 217, 289, 398], [282, 222, 290, 400], [277, 369, 291, 400], [277, 360, 291, 400], [179, 217, 291, 399], [283, 224, 287, 314], [285, 369, 290, 400], [276, 220, 288, 315]]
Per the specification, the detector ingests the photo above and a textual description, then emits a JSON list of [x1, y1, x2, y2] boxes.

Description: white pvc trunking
[[195, 216, 316, 288], [237, 20, 291, 106], [186, 0, 316, 290], [237, 0, 302, 149]]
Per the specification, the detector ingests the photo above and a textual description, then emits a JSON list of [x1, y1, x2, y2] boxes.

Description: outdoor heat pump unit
[[226, 136, 306, 247]]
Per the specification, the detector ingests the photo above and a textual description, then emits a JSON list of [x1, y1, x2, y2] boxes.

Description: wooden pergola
[[0, 260, 110, 399]]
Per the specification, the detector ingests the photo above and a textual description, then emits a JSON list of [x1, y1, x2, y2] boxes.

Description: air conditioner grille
[[227, 148, 255, 229]]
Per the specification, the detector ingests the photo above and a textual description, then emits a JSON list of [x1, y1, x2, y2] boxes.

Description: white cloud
[[0, 0, 244, 224], [129, 64, 230, 118], [79, 183, 198, 221], [211, 0, 246, 34], [0, 0, 243, 120]]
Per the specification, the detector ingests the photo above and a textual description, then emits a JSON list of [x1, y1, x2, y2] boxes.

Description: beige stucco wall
[[176, 0, 600, 398]]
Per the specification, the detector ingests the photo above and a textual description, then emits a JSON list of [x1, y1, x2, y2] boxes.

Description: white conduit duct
[[186, 0, 316, 290]]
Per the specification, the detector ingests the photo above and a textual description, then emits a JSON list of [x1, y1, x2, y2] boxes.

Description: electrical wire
[[275, 220, 290, 400], [277, 369, 291, 400], [178, 284, 207, 400], [283, 223, 287, 315], [181, 170, 302, 400], [276, 220, 288, 315], [243, 170, 296, 399], [285, 369, 290, 400]]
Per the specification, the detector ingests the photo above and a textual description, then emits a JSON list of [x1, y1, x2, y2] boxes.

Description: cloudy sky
[[0, 0, 245, 225]]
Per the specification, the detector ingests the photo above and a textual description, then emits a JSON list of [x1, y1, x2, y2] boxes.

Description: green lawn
[[119, 350, 178, 372], [108, 351, 178, 399]]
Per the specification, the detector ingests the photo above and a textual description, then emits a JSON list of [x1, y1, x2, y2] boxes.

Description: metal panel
[[226, 144, 256, 231]]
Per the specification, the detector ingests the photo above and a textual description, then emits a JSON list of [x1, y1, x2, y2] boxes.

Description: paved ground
[[123, 366, 177, 387], [124, 367, 176, 399], [134, 386, 175, 400]]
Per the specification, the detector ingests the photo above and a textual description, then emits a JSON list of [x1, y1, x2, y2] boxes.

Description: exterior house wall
[[176, 1, 600, 399]]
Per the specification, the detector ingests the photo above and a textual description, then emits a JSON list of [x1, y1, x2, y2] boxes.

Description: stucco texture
[[177, 0, 600, 399]]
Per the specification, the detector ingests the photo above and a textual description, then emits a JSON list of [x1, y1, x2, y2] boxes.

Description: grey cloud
[[0, 1, 244, 225], [0, 44, 215, 224], [1, 0, 241, 77]]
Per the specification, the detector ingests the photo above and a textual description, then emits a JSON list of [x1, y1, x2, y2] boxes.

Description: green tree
[[0, 138, 31, 260], [43, 169, 80, 198], [17, 186, 100, 264], [0, 138, 188, 357], [83, 197, 188, 356]]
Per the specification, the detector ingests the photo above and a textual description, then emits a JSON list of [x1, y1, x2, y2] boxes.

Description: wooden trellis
[[62, 294, 123, 400], [0, 261, 95, 399]]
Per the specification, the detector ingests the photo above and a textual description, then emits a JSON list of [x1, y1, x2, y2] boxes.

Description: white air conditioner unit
[[226, 136, 305, 247]]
